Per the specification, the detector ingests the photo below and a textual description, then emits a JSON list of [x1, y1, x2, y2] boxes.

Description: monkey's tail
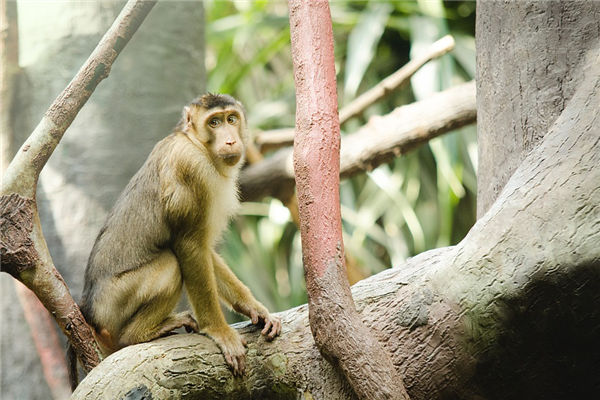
[[67, 342, 79, 392]]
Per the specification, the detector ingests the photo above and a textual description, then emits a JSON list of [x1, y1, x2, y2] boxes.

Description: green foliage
[[206, 0, 476, 315]]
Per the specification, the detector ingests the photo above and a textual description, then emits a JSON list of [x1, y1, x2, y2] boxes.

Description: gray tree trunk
[[73, 2, 600, 399], [476, 0, 600, 216], [72, 60, 600, 396], [0, 2, 205, 399]]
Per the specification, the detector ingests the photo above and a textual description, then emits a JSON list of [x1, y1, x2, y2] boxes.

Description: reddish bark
[[16, 282, 71, 399], [288, 1, 409, 398]]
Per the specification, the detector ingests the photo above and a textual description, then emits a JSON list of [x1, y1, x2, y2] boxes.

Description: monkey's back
[[81, 139, 173, 320]]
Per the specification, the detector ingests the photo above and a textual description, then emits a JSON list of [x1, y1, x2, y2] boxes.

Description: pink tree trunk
[[288, 1, 409, 398]]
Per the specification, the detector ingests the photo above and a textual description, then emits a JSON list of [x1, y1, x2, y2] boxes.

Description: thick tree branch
[[73, 49, 600, 400], [240, 81, 475, 202], [0, 0, 156, 375], [254, 35, 455, 152], [2, 4, 71, 397]]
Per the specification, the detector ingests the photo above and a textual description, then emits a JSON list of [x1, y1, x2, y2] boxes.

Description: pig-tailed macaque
[[75, 94, 281, 384]]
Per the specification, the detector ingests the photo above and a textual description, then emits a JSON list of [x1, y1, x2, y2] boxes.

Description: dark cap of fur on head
[[192, 93, 238, 110]]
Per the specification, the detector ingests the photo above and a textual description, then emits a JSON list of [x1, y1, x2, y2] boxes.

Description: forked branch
[[0, 0, 156, 376]]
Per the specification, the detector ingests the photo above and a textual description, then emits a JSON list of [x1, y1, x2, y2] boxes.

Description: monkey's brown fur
[[79, 94, 280, 381]]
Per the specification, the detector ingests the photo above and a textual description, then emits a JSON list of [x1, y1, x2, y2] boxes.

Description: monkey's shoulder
[[155, 133, 240, 229]]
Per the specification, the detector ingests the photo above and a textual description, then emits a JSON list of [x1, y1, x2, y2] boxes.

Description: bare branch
[[339, 34, 454, 124], [241, 81, 476, 202]]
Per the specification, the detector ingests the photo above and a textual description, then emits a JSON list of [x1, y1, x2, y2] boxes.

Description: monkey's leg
[[177, 245, 247, 376], [119, 309, 198, 347], [212, 251, 281, 340], [96, 250, 193, 348]]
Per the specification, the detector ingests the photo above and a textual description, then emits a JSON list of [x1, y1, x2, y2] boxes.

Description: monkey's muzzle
[[220, 153, 241, 166]]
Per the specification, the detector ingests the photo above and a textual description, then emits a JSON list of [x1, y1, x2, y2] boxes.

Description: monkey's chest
[[199, 180, 239, 244]]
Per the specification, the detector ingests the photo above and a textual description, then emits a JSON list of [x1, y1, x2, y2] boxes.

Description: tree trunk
[[476, 0, 600, 216], [73, 45, 600, 399], [288, 1, 408, 398]]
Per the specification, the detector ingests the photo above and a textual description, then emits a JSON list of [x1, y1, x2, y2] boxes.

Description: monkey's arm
[[212, 252, 281, 340], [175, 241, 248, 376]]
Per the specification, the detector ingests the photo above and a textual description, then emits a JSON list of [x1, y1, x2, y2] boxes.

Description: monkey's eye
[[227, 115, 238, 125], [208, 117, 221, 128]]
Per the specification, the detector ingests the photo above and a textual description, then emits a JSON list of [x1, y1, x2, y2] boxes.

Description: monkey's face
[[184, 104, 246, 168], [204, 109, 245, 166]]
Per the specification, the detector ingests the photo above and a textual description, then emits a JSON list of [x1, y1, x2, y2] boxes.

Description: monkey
[[73, 94, 281, 386]]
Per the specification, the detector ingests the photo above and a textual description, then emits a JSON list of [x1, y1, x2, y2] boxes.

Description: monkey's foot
[[175, 311, 199, 333], [154, 311, 199, 338], [206, 327, 247, 377]]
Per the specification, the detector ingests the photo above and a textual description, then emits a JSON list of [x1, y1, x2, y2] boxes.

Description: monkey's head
[[182, 94, 248, 168]]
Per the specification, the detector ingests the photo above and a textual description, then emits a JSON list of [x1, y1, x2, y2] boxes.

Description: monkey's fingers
[[236, 355, 246, 377], [270, 318, 282, 339], [224, 353, 237, 375], [261, 319, 273, 336], [250, 309, 259, 325], [224, 352, 246, 377], [261, 316, 281, 341]]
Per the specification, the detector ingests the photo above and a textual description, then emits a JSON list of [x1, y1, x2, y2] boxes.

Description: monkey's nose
[[225, 140, 236, 146]]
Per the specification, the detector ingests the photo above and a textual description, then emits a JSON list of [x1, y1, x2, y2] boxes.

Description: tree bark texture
[[288, 1, 407, 399], [240, 81, 476, 203], [476, 0, 600, 216], [74, 11, 600, 400]]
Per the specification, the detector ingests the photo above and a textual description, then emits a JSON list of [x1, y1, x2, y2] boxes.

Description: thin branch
[[16, 282, 71, 400], [241, 81, 476, 202], [255, 35, 455, 152], [339, 34, 454, 124]]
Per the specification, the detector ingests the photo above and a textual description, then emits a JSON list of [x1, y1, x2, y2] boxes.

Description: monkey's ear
[[183, 106, 193, 131]]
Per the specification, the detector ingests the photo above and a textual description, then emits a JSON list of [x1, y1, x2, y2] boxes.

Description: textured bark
[[240, 81, 476, 202], [73, 51, 599, 399], [0, 194, 37, 277], [476, 0, 600, 216]]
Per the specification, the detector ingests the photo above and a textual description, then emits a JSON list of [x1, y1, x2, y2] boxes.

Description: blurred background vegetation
[[205, 0, 477, 316]]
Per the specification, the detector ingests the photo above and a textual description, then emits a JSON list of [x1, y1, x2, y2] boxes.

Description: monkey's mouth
[[220, 153, 241, 166]]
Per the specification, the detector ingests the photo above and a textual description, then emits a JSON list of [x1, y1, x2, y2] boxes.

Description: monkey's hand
[[206, 326, 247, 377], [234, 303, 282, 341]]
